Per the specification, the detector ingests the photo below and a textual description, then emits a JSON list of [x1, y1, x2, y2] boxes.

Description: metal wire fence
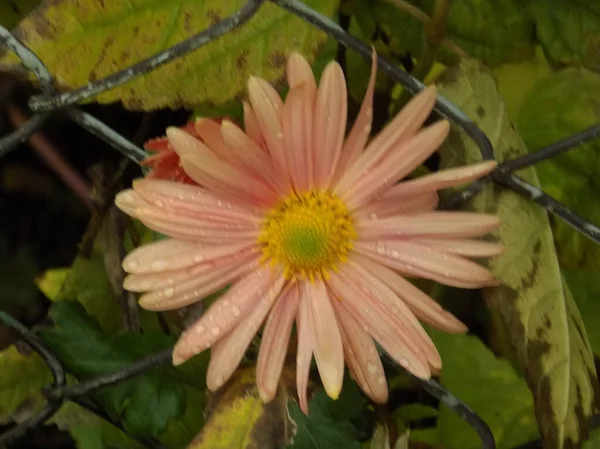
[[0, 0, 599, 448]]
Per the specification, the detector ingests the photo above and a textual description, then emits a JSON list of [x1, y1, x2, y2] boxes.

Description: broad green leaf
[[516, 68, 600, 272], [436, 58, 598, 449], [0, 346, 51, 422], [346, 0, 534, 67], [287, 377, 365, 449], [0, 0, 40, 29], [35, 267, 68, 301], [565, 271, 600, 357], [583, 427, 600, 449], [41, 301, 185, 437], [527, 0, 600, 72], [427, 330, 538, 449], [188, 366, 293, 449], [0, 0, 339, 110]]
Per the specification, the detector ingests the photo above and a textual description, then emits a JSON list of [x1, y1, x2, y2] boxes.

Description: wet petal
[[354, 192, 439, 220], [207, 282, 280, 391], [336, 86, 438, 194], [307, 280, 344, 400], [283, 85, 314, 191], [410, 238, 505, 258], [353, 254, 467, 333], [243, 101, 265, 147], [172, 266, 284, 365], [355, 240, 498, 288], [194, 118, 242, 168], [356, 212, 501, 239], [331, 299, 388, 403], [296, 282, 313, 414], [313, 62, 347, 188], [257, 284, 299, 402], [341, 121, 450, 210], [287, 52, 317, 98]]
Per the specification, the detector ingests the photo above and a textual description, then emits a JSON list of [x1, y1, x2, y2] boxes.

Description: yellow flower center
[[258, 191, 356, 280]]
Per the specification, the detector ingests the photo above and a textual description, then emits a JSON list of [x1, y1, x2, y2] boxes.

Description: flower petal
[[409, 238, 505, 258], [355, 240, 498, 288], [354, 192, 439, 220], [206, 282, 280, 391], [243, 101, 265, 147], [306, 279, 344, 400], [336, 86, 438, 195], [356, 212, 501, 239], [335, 47, 377, 179], [383, 160, 497, 198], [353, 253, 467, 333], [283, 84, 314, 191], [331, 299, 388, 403], [172, 266, 285, 365], [328, 269, 430, 379], [257, 283, 300, 402], [138, 251, 260, 311], [341, 121, 450, 210], [296, 282, 313, 414], [168, 127, 277, 207], [193, 118, 242, 168], [287, 52, 317, 98], [313, 61, 347, 188]]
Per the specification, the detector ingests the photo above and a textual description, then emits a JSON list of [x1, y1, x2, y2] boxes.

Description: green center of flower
[[258, 191, 356, 280]]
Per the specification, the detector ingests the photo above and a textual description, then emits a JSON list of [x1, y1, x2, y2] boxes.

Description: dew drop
[[153, 199, 164, 207], [231, 306, 241, 317], [211, 327, 221, 336], [223, 299, 230, 306], [126, 259, 139, 269], [193, 255, 205, 263], [275, 131, 284, 139], [120, 191, 136, 203], [377, 376, 386, 385], [367, 363, 378, 374], [194, 325, 206, 335], [368, 213, 378, 220], [375, 242, 386, 255], [390, 250, 400, 258], [163, 287, 175, 298]]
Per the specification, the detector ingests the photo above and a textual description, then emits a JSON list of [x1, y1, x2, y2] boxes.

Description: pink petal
[[138, 251, 260, 311], [341, 121, 450, 210], [356, 212, 501, 239], [131, 178, 261, 221], [194, 118, 243, 169], [335, 47, 377, 180], [296, 282, 313, 414], [172, 266, 285, 365], [313, 62, 347, 188], [410, 238, 505, 258], [331, 299, 388, 403], [167, 127, 277, 207], [327, 269, 430, 379], [257, 283, 300, 402], [344, 260, 441, 370], [354, 240, 498, 288], [220, 120, 285, 194], [206, 281, 281, 391], [354, 192, 439, 220], [243, 101, 265, 148], [247, 76, 288, 182], [121, 238, 254, 274], [282, 84, 314, 191], [384, 160, 497, 198], [353, 254, 467, 333], [335, 86, 438, 195], [287, 53, 317, 99], [306, 280, 344, 400]]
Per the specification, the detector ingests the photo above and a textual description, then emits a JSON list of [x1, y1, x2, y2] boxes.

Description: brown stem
[[6, 104, 93, 210]]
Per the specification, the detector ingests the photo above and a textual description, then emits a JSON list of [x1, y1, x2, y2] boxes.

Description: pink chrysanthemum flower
[[115, 52, 501, 413]]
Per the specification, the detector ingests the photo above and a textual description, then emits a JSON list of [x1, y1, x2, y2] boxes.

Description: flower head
[[116, 51, 501, 413]]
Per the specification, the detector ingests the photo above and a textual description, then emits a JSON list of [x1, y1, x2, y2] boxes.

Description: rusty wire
[[0, 0, 599, 448]]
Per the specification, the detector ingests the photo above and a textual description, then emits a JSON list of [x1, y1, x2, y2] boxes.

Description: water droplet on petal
[[275, 132, 284, 139], [153, 199, 164, 207], [231, 306, 241, 317], [193, 255, 205, 263], [367, 363, 378, 374], [377, 376, 386, 385], [211, 327, 221, 336], [163, 287, 175, 298], [195, 325, 206, 335], [151, 260, 169, 271]]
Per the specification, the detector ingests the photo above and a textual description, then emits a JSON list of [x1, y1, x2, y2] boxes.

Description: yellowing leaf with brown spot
[[436, 59, 599, 449], [0, 0, 339, 110], [187, 366, 294, 449]]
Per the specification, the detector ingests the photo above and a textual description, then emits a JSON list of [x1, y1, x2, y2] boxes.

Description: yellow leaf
[[187, 366, 294, 449], [0, 0, 339, 110], [436, 58, 598, 449], [35, 268, 69, 301]]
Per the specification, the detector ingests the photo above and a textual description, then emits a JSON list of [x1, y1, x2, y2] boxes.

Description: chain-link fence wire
[[0, 0, 599, 448]]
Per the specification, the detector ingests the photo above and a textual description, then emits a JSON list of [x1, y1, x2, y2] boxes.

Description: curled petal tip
[[172, 351, 187, 366]]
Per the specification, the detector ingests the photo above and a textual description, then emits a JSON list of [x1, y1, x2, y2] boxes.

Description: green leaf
[[40, 301, 185, 437], [0, 346, 51, 423], [428, 331, 539, 449], [436, 58, 598, 449], [0, 0, 40, 29], [346, 0, 534, 67], [516, 67, 600, 272], [527, 0, 600, 72], [188, 366, 293, 449], [0, 0, 339, 110], [583, 427, 600, 449], [565, 271, 600, 357], [287, 378, 365, 449]]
